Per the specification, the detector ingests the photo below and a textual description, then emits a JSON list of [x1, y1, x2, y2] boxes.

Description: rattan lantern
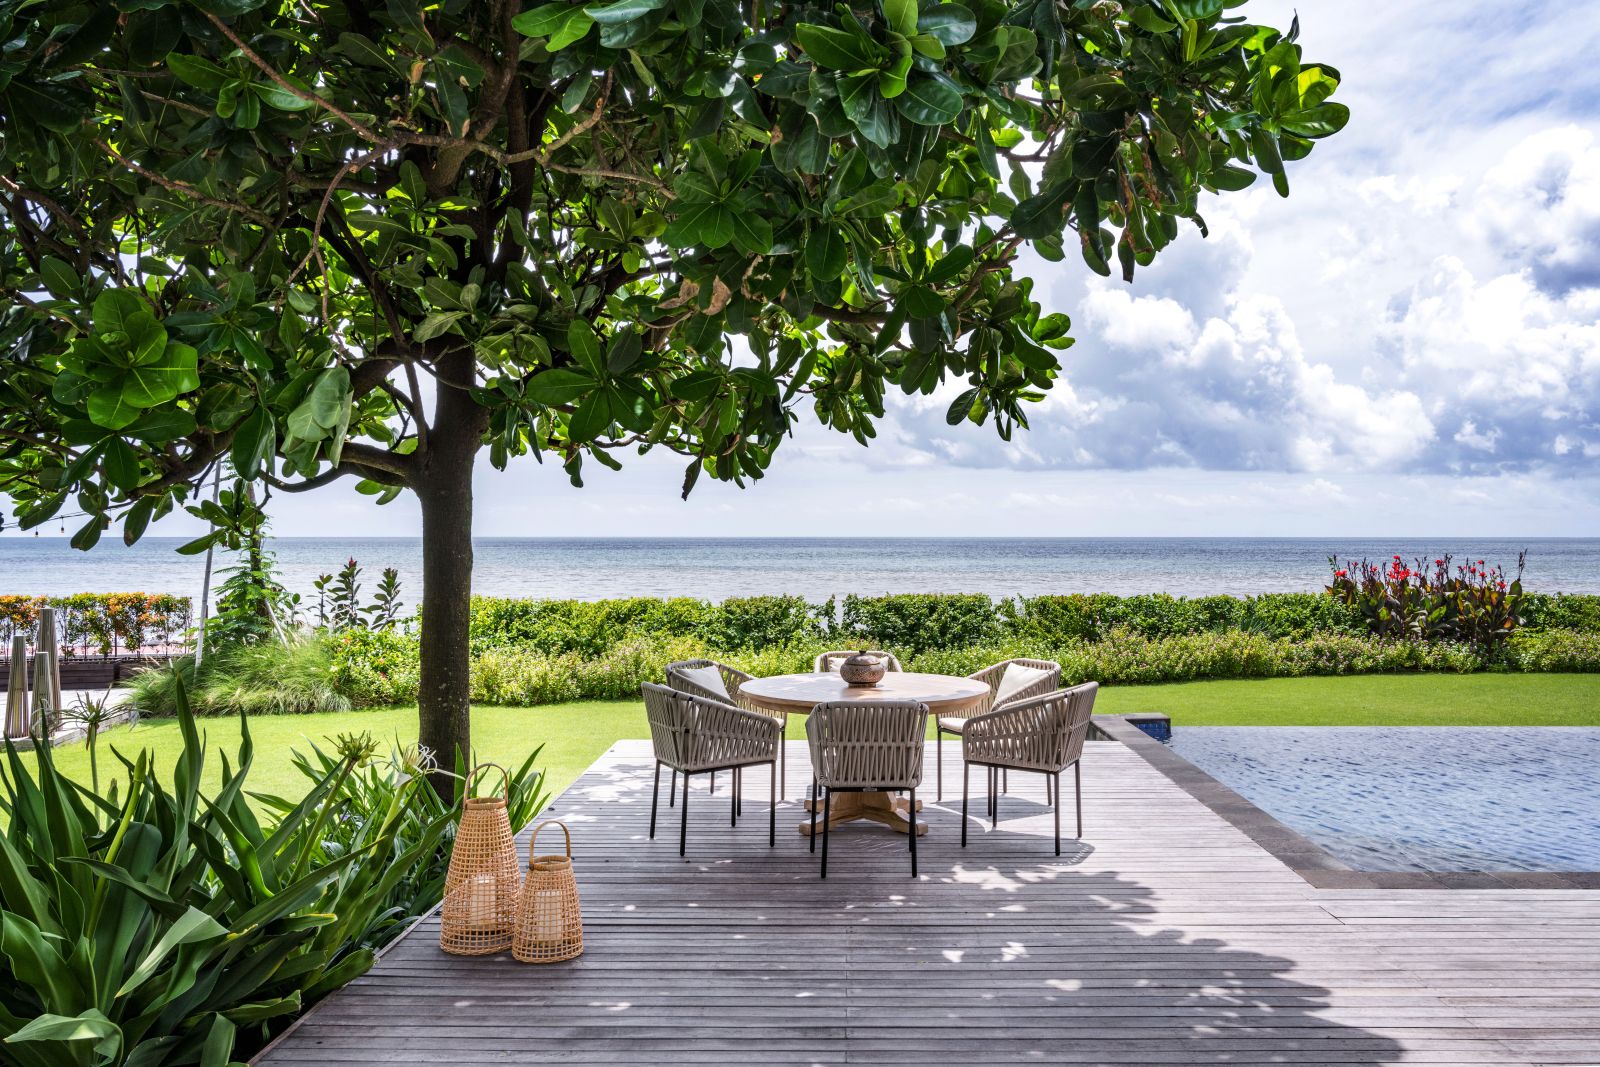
[[512, 820, 583, 964], [440, 764, 520, 956]]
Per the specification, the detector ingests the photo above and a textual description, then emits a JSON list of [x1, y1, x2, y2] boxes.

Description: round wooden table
[[739, 672, 991, 837]]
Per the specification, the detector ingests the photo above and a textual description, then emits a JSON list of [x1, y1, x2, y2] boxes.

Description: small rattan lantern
[[512, 820, 583, 964], [441, 764, 520, 956]]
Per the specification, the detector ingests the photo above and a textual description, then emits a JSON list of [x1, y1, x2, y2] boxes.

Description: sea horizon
[[1, 535, 1594, 604]]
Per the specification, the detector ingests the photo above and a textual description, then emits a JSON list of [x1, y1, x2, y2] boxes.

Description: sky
[[38, 1, 1600, 539]]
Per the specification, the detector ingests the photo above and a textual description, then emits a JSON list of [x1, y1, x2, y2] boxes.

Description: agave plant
[[0, 682, 458, 1066]]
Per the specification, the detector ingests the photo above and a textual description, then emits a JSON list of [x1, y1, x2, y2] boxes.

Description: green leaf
[[903, 285, 945, 319], [251, 81, 315, 111], [166, 54, 229, 91], [102, 436, 141, 491], [883, 0, 918, 37], [584, 0, 670, 24], [916, 6, 976, 45], [730, 211, 774, 255], [38, 256, 80, 298], [5, 1010, 122, 1061], [945, 385, 981, 425], [527, 368, 597, 406], [1281, 102, 1350, 138], [87, 384, 143, 431], [807, 227, 849, 281], [568, 321, 605, 377], [128, 407, 198, 444], [511, 3, 572, 36], [606, 331, 643, 374], [117, 906, 228, 998], [306, 366, 350, 429], [231, 407, 275, 479], [1128, 6, 1178, 32], [795, 23, 886, 71], [567, 391, 612, 442], [1208, 164, 1256, 191], [894, 72, 962, 125], [548, 10, 595, 50], [926, 244, 973, 284]]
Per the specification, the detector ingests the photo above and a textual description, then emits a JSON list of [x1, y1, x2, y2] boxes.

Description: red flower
[[1335, 570, 1347, 578]]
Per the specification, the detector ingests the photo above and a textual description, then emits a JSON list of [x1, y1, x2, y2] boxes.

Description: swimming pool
[[1164, 727, 1600, 872]]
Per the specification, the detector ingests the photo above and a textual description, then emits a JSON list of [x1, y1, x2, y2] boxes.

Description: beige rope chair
[[665, 658, 782, 799], [642, 682, 781, 857], [804, 700, 929, 879], [960, 682, 1098, 855], [812, 650, 905, 673], [935, 658, 1060, 800]]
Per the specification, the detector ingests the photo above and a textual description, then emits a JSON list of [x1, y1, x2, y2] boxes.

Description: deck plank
[[254, 738, 1600, 1065]]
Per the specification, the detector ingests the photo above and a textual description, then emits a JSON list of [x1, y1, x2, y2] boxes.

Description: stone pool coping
[[1091, 714, 1600, 890]]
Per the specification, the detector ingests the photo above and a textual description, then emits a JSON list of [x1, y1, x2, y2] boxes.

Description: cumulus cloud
[[871, 122, 1600, 480]]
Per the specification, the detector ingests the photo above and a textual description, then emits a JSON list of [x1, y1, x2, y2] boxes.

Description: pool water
[[1165, 727, 1600, 872]]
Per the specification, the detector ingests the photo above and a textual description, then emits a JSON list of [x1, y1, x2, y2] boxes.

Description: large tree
[[0, 0, 1344, 770]]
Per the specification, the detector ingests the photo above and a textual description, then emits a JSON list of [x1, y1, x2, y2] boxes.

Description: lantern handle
[[530, 819, 572, 860], [465, 762, 511, 800]]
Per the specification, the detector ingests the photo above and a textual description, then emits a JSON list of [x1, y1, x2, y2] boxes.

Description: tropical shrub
[[312, 558, 406, 633], [840, 593, 1000, 655], [706, 596, 831, 651], [259, 743, 548, 953], [468, 596, 714, 657], [328, 628, 422, 708], [1328, 553, 1526, 651], [1522, 593, 1600, 633], [0, 690, 457, 1065], [1506, 628, 1600, 673], [0, 593, 192, 655]]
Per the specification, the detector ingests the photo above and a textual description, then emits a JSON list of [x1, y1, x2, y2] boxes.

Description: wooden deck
[[257, 735, 1600, 1066]]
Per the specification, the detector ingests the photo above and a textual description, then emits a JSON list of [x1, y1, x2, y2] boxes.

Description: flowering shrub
[[1327, 553, 1526, 652], [0, 592, 192, 654]]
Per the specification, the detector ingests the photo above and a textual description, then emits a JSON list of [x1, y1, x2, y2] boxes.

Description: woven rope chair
[[642, 682, 781, 857], [935, 658, 1061, 800], [804, 700, 929, 879], [960, 682, 1098, 855], [665, 658, 783, 799], [812, 650, 905, 673]]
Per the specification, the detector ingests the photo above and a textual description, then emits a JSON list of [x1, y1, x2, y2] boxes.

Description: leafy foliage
[[0, 685, 456, 1066], [1327, 553, 1527, 652], [0, 0, 1343, 537], [0, 594, 192, 656], [840, 592, 1001, 654]]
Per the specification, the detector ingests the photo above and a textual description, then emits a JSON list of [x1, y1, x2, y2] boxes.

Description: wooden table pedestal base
[[797, 791, 927, 836]]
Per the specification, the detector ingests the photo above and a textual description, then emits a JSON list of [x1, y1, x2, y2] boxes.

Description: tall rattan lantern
[[512, 820, 584, 964], [440, 764, 520, 956]]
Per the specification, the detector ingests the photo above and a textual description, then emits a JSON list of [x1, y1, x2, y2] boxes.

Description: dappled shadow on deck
[[257, 741, 1413, 1065]]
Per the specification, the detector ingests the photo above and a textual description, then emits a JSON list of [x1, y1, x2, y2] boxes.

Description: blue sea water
[[1166, 727, 1600, 872], [0, 536, 1595, 604]]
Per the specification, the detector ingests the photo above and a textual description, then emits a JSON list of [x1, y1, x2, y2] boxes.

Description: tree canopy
[[0, 0, 1345, 763]]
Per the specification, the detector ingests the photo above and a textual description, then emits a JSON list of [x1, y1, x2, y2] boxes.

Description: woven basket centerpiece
[[440, 763, 520, 956], [513, 820, 584, 964]]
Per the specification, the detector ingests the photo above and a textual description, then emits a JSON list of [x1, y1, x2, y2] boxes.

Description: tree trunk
[[416, 348, 487, 797]]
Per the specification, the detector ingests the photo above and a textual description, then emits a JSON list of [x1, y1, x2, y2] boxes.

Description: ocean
[[0, 537, 1595, 605]]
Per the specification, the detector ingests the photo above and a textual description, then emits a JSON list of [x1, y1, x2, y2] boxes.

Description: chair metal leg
[[1045, 772, 1053, 806], [1075, 761, 1083, 838], [908, 787, 918, 878], [1053, 770, 1061, 856], [670, 768, 677, 807], [820, 789, 832, 880], [731, 768, 738, 827], [769, 760, 776, 848], [710, 770, 715, 795], [809, 779, 818, 853], [961, 762, 970, 847], [990, 767, 998, 828], [936, 730, 943, 801], [650, 760, 661, 840], [1003, 767, 1008, 794], [679, 770, 690, 858], [779, 715, 787, 800]]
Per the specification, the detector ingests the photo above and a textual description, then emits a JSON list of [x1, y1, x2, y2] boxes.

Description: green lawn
[[34, 673, 1600, 801]]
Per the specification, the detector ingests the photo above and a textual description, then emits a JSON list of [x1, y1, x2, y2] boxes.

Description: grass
[[34, 673, 1600, 801]]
